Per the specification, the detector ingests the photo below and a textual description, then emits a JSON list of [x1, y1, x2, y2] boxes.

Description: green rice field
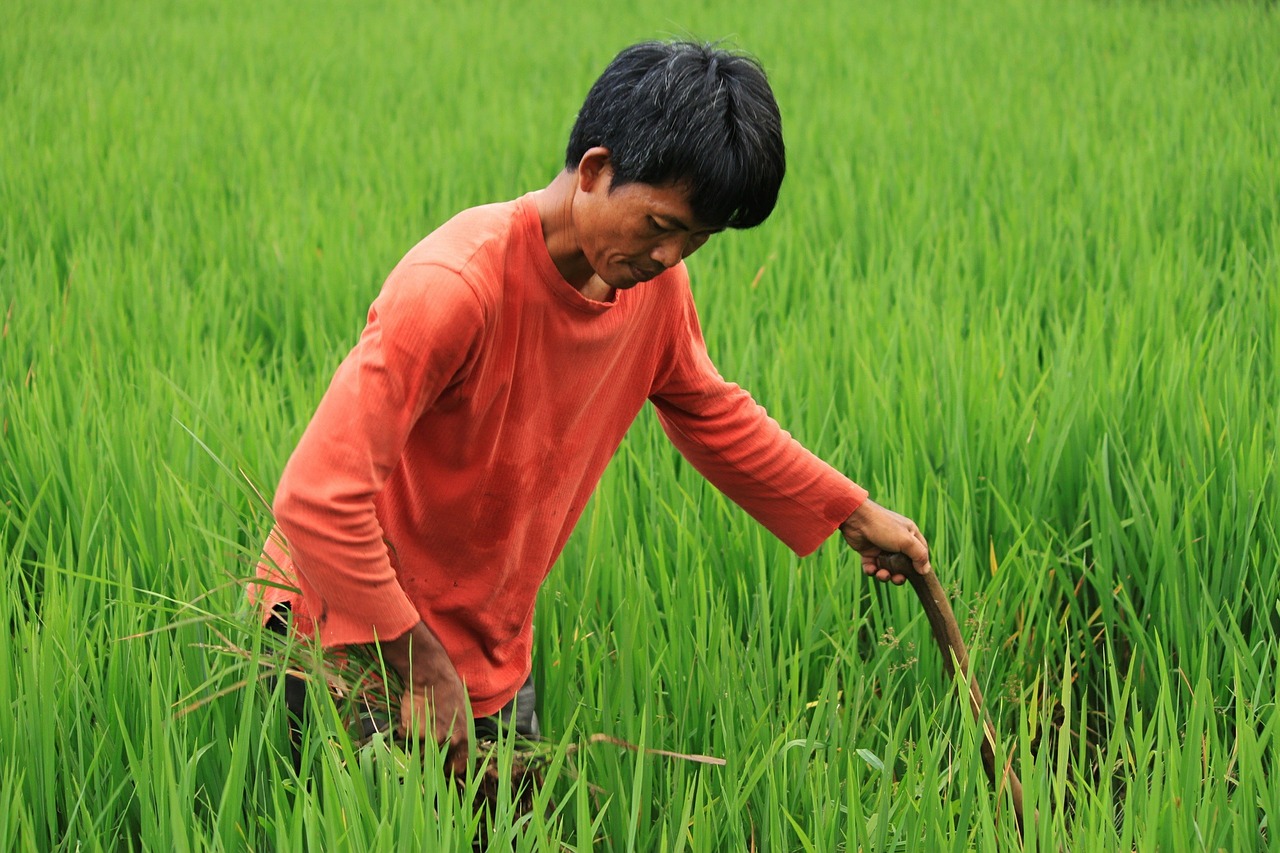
[[3, 0, 1278, 849]]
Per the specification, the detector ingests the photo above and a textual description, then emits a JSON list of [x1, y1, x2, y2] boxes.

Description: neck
[[534, 171, 608, 298]]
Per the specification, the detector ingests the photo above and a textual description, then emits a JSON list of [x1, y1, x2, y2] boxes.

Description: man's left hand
[[839, 499, 932, 585]]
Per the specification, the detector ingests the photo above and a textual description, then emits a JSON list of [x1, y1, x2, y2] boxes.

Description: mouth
[[628, 263, 663, 283]]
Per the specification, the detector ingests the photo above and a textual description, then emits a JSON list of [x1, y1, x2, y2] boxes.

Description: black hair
[[565, 40, 785, 230]]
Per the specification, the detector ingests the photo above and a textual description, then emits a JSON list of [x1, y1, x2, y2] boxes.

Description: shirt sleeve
[[648, 286, 867, 556], [271, 263, 486, 647]]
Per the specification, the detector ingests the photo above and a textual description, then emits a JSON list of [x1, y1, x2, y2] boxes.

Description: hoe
[[886, 551, 1027, 836]]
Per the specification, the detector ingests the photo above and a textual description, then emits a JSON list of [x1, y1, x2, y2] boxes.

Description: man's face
[[575, 168, 723, 290]]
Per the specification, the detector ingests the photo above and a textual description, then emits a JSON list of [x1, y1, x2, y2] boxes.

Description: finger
[[878, 567, 907, 585], [898, 531, 927, 561], [900, 534, 932, 575], [913, 528, 930, 557]]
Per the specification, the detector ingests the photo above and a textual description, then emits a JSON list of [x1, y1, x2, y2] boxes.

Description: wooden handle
[[887, 553, 1026, 835]]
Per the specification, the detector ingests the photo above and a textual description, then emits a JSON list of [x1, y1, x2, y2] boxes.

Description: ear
[[575, 147, 612, 192]]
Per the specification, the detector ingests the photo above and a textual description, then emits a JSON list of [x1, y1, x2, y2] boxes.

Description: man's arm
[[649, 284, 930, 577], [270, 268, 485, 752], [272, 267, 484, 647], [648, 288, 864, 554]]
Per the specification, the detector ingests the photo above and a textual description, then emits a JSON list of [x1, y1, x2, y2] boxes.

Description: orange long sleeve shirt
[[255, 193, 867, 716]]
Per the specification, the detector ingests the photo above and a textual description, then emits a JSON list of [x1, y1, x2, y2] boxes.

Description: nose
[[650, 236, 685, 270]]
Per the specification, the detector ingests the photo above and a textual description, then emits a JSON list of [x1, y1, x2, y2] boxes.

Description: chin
[[598, 266, 639, 290]]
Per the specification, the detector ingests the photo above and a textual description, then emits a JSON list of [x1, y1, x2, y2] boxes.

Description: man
[[254, 40, 931, 772]]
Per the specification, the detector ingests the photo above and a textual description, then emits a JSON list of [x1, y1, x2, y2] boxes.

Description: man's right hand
[[378, 620, 469, 774]]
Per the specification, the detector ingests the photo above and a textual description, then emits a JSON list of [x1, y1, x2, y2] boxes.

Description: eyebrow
[[655, 214, 722, 235]]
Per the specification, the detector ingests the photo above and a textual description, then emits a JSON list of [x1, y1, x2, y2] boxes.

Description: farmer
[[254, 40, 931, 771]]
